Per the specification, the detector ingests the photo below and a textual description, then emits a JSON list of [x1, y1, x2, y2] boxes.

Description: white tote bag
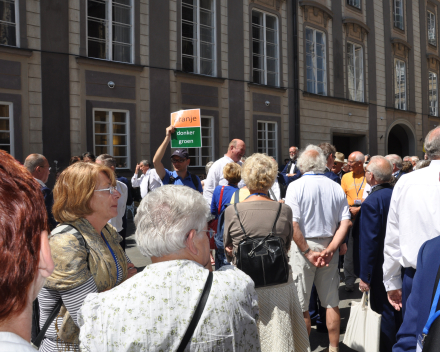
[[343, 291, 381, 352]]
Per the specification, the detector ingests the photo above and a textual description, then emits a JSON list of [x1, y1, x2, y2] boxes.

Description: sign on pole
[[170, 109, 202, 148]]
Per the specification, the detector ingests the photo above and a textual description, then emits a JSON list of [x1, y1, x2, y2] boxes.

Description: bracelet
[[301, 247, 311, 255]]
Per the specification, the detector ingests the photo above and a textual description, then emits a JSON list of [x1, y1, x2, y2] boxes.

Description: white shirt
[[0, 332, 36, 352], [34, 177, 46, 188], [270, 178, 281, 201], [289, 160, 297, 174], [78, 260, 260, 352], [131, 169, 161, 198], [362, 183, 371, 199], [108, 180, 128, 232], [203, 155, 244, 205], [383, 160, 440, 291], [285, 172, 351, 238]]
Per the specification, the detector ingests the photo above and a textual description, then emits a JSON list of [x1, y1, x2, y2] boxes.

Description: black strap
[[190, 173, 200, 190], [176, 271, 213, 352], [32, 298, 63, 348]]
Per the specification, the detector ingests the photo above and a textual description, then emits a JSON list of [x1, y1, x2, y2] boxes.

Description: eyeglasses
[[171, 158, 187, 163], [94, 186, 118, 195]]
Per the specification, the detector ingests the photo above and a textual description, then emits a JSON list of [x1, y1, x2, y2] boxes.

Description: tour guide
[[153, 125, 203, 192]]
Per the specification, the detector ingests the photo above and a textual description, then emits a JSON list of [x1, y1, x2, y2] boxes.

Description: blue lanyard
[[423, 280, 440, 335], [101, 231, 120, 282], [353, 176, 365, 198], [302, 173, 324, 176], [246, 192, 267, 199]]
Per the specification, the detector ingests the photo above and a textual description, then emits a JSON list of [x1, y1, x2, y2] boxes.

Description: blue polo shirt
[[162, 169, 203, 193], [211, 184, 239, 217]]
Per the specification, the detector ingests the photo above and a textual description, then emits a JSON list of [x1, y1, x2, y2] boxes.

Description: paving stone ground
[[124, 217, 362, 352]]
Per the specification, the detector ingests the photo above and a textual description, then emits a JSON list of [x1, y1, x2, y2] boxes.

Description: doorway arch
[[386, 121, 416, 156]]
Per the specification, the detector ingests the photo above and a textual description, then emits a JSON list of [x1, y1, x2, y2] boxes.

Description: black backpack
[[169, 173, 200, 190]]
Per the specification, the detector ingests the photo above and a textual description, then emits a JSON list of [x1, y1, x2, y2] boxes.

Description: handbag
[[176, 271, 213, 352], [343, 291, 381, 352], [207, 186, 226, 249], [233, 202, 289, 288]]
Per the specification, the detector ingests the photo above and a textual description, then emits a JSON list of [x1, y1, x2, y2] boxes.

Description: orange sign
[[171, 109, 201, 128]]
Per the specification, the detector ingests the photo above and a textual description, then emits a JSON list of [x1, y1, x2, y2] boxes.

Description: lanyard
[[423, 279, 440, 336], [302, 173, 324, 176], [101, 231, 120, 282], [353, 176, 365, 198], [246, 192, 267, 199]]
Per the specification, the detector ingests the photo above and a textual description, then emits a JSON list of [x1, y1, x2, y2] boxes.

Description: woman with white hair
[[78, 185, 260, 351], [224, 153, 310, 352]]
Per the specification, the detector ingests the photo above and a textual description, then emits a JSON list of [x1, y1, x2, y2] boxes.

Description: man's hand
[[359, 279, 370, 292], [387, 289, 403, 311], [349, 206, 361, 217], [127, 263, 137, 279], [166, 125, 176, 137], [287, 173, 295, 177], [339, 243, 347, 256], [225, 244, 233, 257], [319, 248, 334, 266], [305, 250, 325, 267], [135, 163, 141, 173]]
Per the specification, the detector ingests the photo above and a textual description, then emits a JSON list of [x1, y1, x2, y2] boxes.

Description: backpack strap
[[190, 173, 200, 190], [218, 186, 226, 215], [233, 203, 248, 238], [234, 189, 240, 203]]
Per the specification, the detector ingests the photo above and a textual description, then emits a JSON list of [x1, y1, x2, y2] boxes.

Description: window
[[347, 0, 361, 10], [94, 109, 130, 168], [428, 11, 436, 46], [306, 27, 326, 95], [87, 0, 133, 63], [252, 10, 279, 86], [188, 116, 214, 167], [0, 0, 19, 47], [182, 0, 216, 76], [429, 72, 438, 116], [347, 42, 364, 102], [0, 103, 13, 156], [394, 59, 406, 110], [394, 0, 404, 30], [257, 121, 277, 160]]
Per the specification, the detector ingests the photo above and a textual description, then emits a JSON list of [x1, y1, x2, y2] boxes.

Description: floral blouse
[[78, 260, 261, 352]]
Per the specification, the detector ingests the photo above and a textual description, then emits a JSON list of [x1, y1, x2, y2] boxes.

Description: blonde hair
[[241, 153, 278, 191], [53, 162, 116, 222], [223, 162, 241, 184]]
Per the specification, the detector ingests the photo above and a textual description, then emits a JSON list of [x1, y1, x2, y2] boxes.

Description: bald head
[[226, 139, 246, 162], [425, 126, 440, 160], [366, 156, 393, 185], [297, 145, 326, 174], [24, 153, 50, 183], [348, 151, 365, 175]]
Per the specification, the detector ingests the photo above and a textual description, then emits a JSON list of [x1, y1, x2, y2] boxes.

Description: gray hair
[[205, 161, 214, 175], [411, 156, 419, 162], [385, 154, 403, 169], [318, 142, 336, 160], [96, 154, 116, 168], [424, 126, 440, 159], [414, 160, 431, 170], [297, 145, 327, 173], [134, 185, 209, 258], [23, 154, 46, 173], [353, 152, 365, 162], [403, 156, 411, 162], [140, 159, 151, 167], [367, 156, 393, 183]]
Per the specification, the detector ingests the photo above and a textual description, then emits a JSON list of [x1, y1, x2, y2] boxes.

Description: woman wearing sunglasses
[[36, 162, 136, 351]]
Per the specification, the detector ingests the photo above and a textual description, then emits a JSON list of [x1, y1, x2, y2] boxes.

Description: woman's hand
[[127, 263, 137, 279], [225, 244, 233, 257]]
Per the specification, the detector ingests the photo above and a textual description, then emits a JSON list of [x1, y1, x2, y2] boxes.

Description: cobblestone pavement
[[124, 217, 362, 352]]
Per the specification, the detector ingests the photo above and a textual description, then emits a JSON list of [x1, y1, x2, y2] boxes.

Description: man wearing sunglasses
[[153, 125, 203, 193]]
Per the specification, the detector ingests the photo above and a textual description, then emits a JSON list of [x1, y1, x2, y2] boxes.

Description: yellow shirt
[[341, 171, 366, 206], [230, 188, 250, 204]]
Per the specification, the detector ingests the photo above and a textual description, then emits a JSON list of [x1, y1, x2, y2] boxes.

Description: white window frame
[[305, 27, 327, 96], [188, 115, 214, 167], [0, 0, 20, 47], [86, 0, 134, 63], [394, 59, 407, 110], [347, 42, 364, 102], [429, 71, 438, 116], [93, 108, 130, 169], [428, 11, 437, 46], [181, 0, 217, 77], [394, 0, 404, 30], [252, 9, 280, 87], [0, 102, 14, 157], [257, 121, 278, 161], [347, 0, 361, 10]]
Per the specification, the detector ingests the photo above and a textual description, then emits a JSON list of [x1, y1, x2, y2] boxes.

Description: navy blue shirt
[[211, 184, 239, 217], [162, 169, 203, 193]]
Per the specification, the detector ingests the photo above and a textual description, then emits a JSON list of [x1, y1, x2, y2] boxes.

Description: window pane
[[182, 23, 195, 38], [95, 111, 108, 122], [183, 0, 194, 5], [113, 146, 127, 156], [266, 15, 276, 30], [199, 0, 212, 11], [0, 119, 9, 131], [253, 55, 263, 70], [113, 112, 126, 123], [253, 40, 263, 55], [96, 146, 108, 155], [252, 25, 263, 40], [0, 132, 10, 144], [113, 124, 126, 134], [252, 11, 263, 26], [317, 82, 325, 95], [112, 3, 131, 25], [88, 19, 106, 40], [182, 39, 195, 56], [113, 135, 127, 145], [0, 105, 9, 117], [88, 0, 106, 19], [253, 70, 264, 84], [114, 0, 131, 5], [113, 23, 131, 43], [0, 23, 16, 46], [200, 26, 213, 42], [201, 118, 211, 128], [200, 60, 213, 75], [0, 0, 15, 23], [114, 157, 127, 168], [267, 72, 277, 86], [200, 9, 212, 27], [266, 43, 276, 58], [182, 56, 195, 72], [95, 135, 108, 145], [182, 5, 195, 22], [266, 29, 276, 44], [200, 42, 213, 59], [95, 123, 108, 133], [112, 43, 131, 62]]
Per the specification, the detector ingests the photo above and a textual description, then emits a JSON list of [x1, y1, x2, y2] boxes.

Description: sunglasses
[[171, 158, 187, 163]]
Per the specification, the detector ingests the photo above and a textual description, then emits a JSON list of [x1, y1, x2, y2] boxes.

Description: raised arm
[[153, 125, 175, 180]]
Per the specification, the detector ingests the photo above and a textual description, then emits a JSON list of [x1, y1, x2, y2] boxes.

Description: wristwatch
[[301, 247, 311, 256]]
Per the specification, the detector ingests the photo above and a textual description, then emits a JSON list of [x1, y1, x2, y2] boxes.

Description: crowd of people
[[1, 124, 440, 352]]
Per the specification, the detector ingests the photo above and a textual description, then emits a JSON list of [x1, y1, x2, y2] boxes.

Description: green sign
[[171, 127, 202, 148]]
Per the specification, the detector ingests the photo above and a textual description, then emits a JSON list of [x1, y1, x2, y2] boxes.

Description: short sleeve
[[285, 185, 300, 222], [161, 169, 174, 185], [338, 193, 351, 221]]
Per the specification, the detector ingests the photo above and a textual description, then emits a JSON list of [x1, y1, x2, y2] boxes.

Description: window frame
[[347, 0, 361, 10], [188, 115, 214, 167], [0, 102, 14, 157], [181, 0, 217, 77], [393, 0, 404, 31], [428, 10, 437, 47], [394, 58, 407, 111], [347, 41, 364, 102], [305, 26, 327, 96], [256, 120, 278, 161], [429, 71, 438, 117], [92, 108, 131, 169], [0, 0, 20, 47], [251, 9, 280, 87], [86, 0, 135, 64]]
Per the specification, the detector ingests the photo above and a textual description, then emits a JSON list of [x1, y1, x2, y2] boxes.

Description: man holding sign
[[153, 124, 203, 193]]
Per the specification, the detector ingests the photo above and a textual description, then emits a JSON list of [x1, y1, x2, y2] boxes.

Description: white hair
[[411, 156, 419, 162], [297, 145, 327, 173], [385, 154, 403, 169], [424, 126, 440, 159], [368, 156, 393, 182], [353, 152, 365, 162], [134, 185, 209, 257]]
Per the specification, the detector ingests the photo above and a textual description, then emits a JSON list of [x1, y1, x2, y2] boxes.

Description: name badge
[[354, 199, 362, 206], [417, 334, 424, 352]]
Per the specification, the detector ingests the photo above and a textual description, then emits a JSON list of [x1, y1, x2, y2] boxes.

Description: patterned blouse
[[78, 260, 261, 351]]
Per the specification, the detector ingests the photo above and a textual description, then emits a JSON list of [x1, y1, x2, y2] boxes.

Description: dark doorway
[[333, 134, 367, 158], [388, 124, 409, 157]]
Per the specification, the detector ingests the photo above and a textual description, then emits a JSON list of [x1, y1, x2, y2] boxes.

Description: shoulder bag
[[233, 202, 289, 288]]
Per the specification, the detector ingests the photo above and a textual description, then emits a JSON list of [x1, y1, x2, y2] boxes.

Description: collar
[[223, 154, 235, 163], [371, 184, 380, 190], [325, 167, 330, 172], [429, 160, 440, 167], [34, 177, 46, 188], [172, 170, 191, 180], [303, 171, 323, 175], [228, 183, 239, 188], [393, 170, 399, 176]]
